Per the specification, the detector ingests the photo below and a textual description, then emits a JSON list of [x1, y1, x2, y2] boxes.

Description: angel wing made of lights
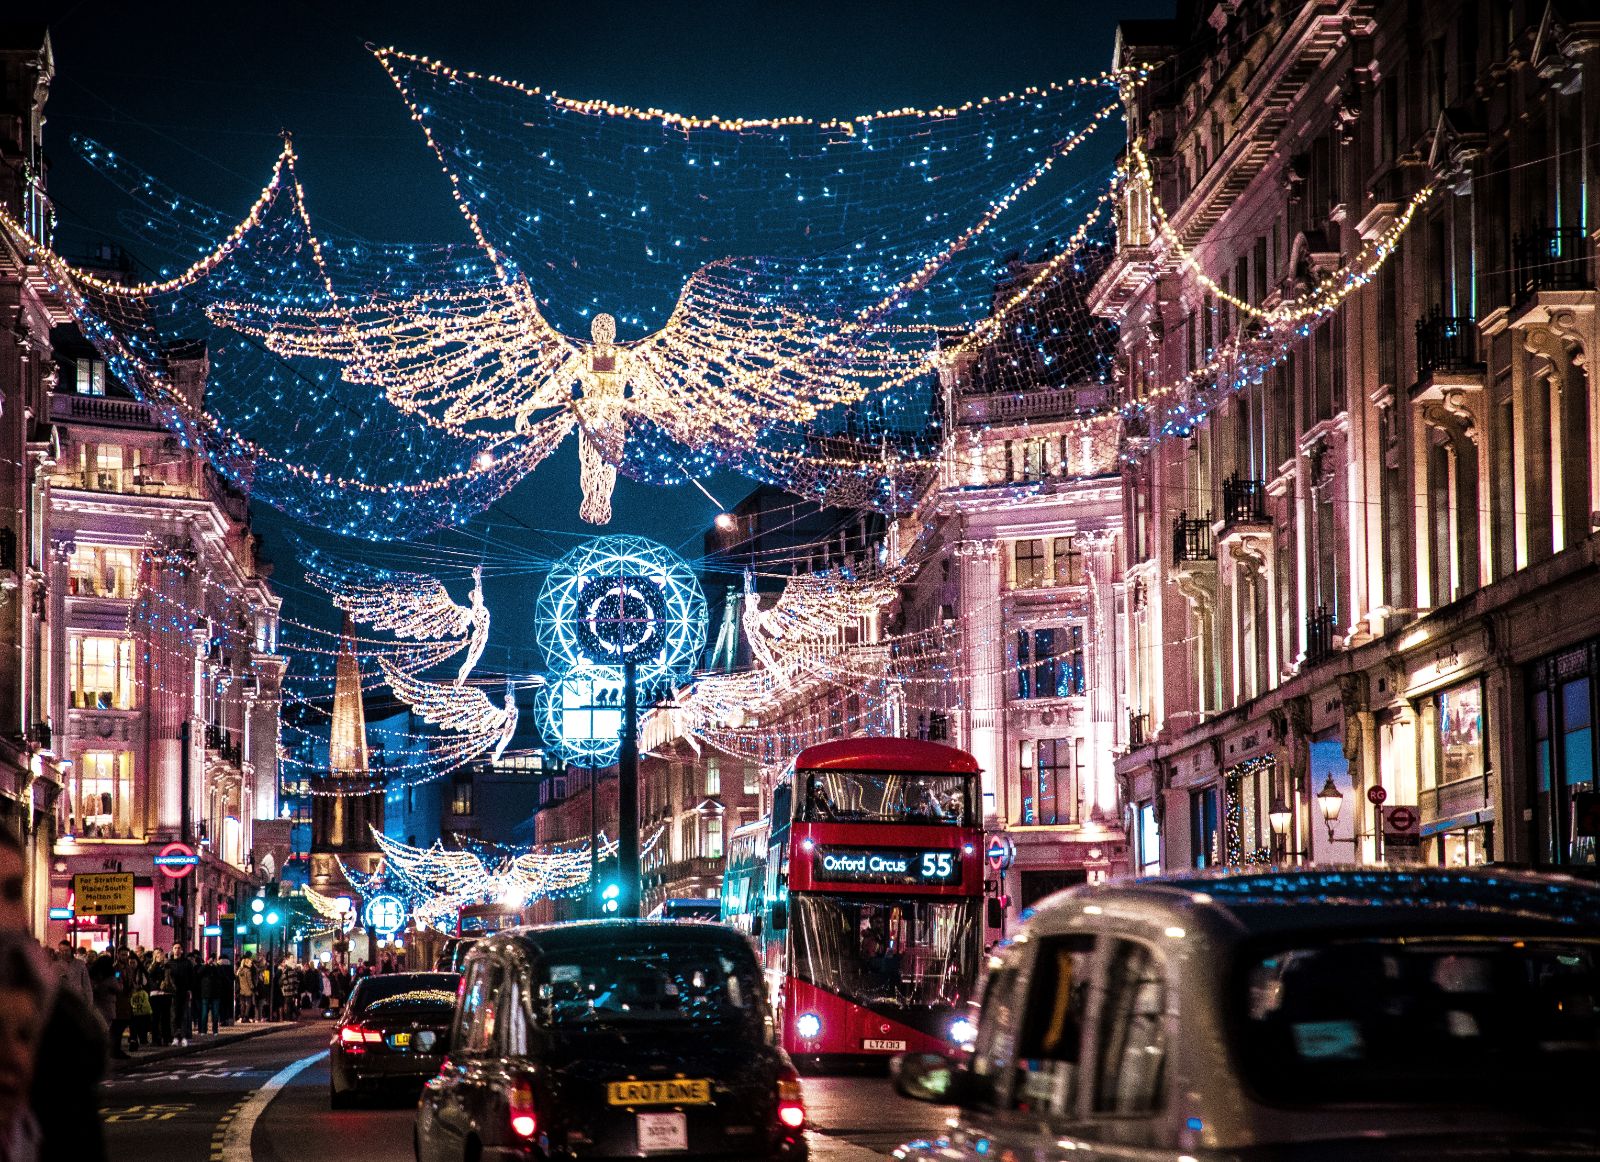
[[206, 264, 933, 524], [312, 563, 492, 685], [377, 656, 519, 763]]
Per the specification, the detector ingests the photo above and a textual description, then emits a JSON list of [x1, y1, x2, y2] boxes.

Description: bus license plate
[[637, 1111, 689, 1153], [862, 1038, 906, 1051], [608, 1079, 711, 1105]]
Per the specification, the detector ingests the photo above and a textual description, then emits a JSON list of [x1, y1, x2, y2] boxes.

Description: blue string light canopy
[[4, 54, 1140, 535]]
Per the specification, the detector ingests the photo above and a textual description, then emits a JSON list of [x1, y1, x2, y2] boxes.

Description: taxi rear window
[[538, 940, 759, 1028], [1235, 937, 1600, 1108]]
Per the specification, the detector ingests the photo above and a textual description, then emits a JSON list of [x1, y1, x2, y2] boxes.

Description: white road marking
[[220, 1049, 328, 1162]]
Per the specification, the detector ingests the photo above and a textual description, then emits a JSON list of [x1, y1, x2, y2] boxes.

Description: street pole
[[617, 659, 640, 918], [179, 719, 192, 949], [587, 766, 598, 919]]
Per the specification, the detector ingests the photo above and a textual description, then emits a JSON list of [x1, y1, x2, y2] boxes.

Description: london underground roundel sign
[[155, 841, 199, 879]]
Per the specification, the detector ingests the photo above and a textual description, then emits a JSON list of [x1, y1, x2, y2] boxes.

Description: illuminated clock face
[[574, 575, 668, 663]]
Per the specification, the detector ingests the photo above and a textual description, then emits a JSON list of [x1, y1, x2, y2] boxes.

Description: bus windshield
[[800, 770, 974, 826], [791, 894, 978, 1011]]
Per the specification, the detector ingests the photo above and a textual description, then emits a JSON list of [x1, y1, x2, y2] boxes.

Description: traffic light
[[600, 883, 621, 914], [160, 886, 185, 928]]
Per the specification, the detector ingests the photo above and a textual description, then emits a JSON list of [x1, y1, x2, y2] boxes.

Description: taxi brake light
[[776, 1064, 805, 1129], [510, 1078, 537, 1139]]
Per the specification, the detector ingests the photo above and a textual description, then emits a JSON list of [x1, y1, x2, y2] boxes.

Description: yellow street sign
[[72, 872, 135, 916]]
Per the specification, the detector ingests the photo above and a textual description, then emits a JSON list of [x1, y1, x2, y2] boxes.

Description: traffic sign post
[[1366, 785, 1388, 860], [1381, 804, 1422, 864], [72, 872, 134, 917]]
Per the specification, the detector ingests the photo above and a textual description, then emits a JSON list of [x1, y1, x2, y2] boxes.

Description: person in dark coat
[[164, 944, 196, 1046], [0, 826, 107, 1162]]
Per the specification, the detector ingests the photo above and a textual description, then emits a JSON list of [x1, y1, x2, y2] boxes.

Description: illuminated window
[[705, 757, 721, 796], [704, 816, 724, 859], [450, 776, 474, 817], [1052, 536, 1083, 586], [70, 634, 135, 709], [76, 358, 106, 396], [79, 443, 140, 492], [742, 764, 760, 796], [1012, 539, 1046, 588], [68, 545, 138, 598], [76, 750, 134, 838], [1016, 627, 1085, 699]]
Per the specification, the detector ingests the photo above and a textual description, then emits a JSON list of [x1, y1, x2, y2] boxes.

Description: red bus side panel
[[783, 978, 954, 1059]]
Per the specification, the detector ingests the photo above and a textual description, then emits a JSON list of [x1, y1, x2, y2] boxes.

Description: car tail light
[[339, 1024, 382, 1044], [776, 1065, 805, 1130], [510, 1078, 537, 1139]]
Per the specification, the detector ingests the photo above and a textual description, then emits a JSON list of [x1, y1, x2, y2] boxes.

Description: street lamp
[[1315, 776, 1344, 840], [1268, 797, 1296, 863]]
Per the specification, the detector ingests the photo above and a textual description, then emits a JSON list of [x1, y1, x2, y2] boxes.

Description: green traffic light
[[251, 914, 262, 926], [266, 911, 281, 925], [251, 898, 264, 913]]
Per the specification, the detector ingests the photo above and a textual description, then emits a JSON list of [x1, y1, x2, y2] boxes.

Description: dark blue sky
[[35, 0, 1171, 677]]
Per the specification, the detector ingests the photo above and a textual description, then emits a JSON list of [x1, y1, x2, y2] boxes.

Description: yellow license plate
[[606, 1079, 711, 1106], [391, 1032, 411, 1047]]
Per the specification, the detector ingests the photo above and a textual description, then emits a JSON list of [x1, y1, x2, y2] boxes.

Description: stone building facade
[[1098, 0, 1600, 874]]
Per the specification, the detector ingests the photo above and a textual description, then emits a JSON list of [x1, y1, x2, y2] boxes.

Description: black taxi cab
[[415, 919, 807, 1161], [892, 867, 1600, 1160]]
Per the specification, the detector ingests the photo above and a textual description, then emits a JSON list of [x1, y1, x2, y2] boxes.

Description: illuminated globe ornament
[[535, 666, 625, 768], [536, 536, 706, 680], [363, 893, 407, 936]]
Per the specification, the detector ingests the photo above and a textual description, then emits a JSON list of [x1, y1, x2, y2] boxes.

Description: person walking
[[235, 954, 256, 1023], [278, 959, 301, 1021], [164, 943, 195, 1047], [197, 956, 223, 1035]]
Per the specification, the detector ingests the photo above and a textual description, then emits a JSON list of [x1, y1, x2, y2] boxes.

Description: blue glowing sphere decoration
[[536, 536, 706, 680], [364, 894, 407, 935], [535, 666, 625, 768]]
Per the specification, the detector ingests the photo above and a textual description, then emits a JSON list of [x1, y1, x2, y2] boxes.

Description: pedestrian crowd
[[0, 827, 418, 1162]]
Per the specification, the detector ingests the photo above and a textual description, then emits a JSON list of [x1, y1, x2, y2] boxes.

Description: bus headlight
[[795, 1012, 822, 1039], [949, 1016, 977, 1046]]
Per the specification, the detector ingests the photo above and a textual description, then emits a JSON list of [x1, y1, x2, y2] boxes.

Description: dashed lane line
[[217, 1049, 328, 1162]]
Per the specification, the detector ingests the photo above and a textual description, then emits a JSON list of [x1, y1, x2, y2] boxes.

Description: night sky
[[32, 0, 1172, 679]]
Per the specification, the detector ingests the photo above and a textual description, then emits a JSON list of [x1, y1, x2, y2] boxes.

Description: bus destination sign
[[813, 846, 961, 886]]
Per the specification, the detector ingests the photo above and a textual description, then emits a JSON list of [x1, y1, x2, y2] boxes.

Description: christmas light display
[[306, 557, 492, 685], [377, 656, 520, 764], [535, 536, 706, 681], [0, 50, 1146, 534], [344, 825, 666, 930], [534, 666, 625, 768]]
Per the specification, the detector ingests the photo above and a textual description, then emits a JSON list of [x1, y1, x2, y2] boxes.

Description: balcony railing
[[1128, 711, 1150, 749], [49, 393, 161, 429], [1220, 474, 1269, 528], [1512, 226, 1592, 303], [959, 384, 1111, 426], [1304, 606, 1339, 664], [1414, 310, 1483, 378], [1172, 511, 1215, 562]]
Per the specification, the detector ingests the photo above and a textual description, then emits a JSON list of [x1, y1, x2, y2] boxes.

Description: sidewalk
[[107, 1019, 309, 1073]]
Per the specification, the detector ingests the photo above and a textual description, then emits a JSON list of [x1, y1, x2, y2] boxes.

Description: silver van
[[892, 867, 1600, 1159]]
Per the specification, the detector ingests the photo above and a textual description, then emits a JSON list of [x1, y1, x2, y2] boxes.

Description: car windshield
[[538, 939, 759, 1029], [792, 894, 977, 1010], [351, 973, 460, 1013], [800, 770, 974, 826], [1236, 938, 1600, 1108]]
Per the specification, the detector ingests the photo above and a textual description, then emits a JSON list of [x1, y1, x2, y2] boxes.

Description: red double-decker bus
[[722, 738, 983, 1070]]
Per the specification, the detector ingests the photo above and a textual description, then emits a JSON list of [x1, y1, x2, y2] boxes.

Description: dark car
[[330, 971, 461, 1108], [415, 920, 808, 1161]]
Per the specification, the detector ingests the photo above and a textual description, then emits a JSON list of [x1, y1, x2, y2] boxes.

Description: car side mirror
[[771, 902, 788, 931], [891, 1052, 963, 1103]]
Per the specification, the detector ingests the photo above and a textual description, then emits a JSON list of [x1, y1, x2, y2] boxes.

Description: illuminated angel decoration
[[378, 657, 520, 764], [311, 561, 491, 685]]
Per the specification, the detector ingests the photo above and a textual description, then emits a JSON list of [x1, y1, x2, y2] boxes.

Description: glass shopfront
[[1530, 642, 1599, 867]]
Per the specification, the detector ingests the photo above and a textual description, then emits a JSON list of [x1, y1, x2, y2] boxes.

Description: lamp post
[[1268, 797, 1300, 863], [1316, 776, 1344, 839]]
